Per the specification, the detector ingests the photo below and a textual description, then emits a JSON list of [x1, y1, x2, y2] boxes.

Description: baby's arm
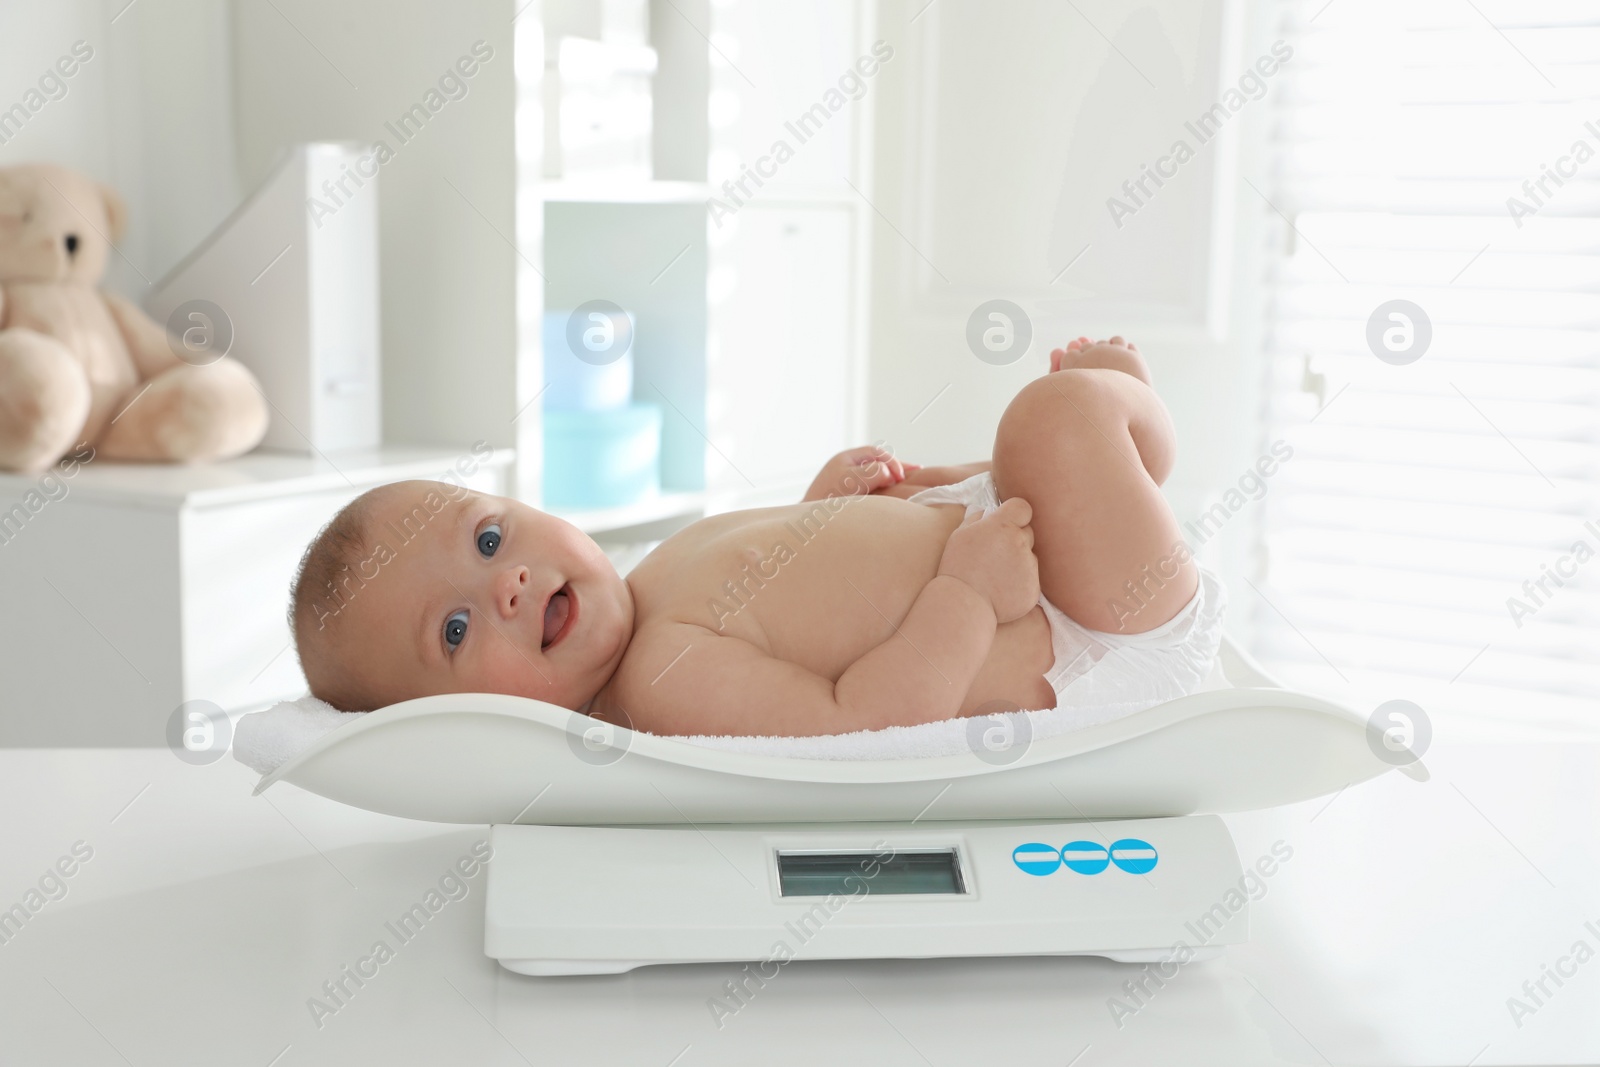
[[865, 461, 992, 501], [627, 499, 1038, 736], [803, 444, 917, 502]]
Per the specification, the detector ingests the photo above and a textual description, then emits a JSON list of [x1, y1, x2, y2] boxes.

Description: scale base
[[485, 817, 1250, 977], [498, 945, 1228, 977]]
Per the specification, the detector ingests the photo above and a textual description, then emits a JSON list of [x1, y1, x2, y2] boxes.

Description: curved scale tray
[[255, 637, 1415, 825]]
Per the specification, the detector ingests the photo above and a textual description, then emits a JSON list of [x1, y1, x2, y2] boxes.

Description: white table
[[0, 741, 1594, 1066]]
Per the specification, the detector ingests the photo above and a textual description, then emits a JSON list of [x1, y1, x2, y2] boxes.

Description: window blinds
[[1256, 0, 1599, 732]]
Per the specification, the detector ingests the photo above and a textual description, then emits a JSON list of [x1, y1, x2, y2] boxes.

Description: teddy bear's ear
[[99, 183, 127, 244]]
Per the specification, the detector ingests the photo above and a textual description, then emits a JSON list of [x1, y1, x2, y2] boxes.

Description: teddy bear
[[0, 163, 267, 474]]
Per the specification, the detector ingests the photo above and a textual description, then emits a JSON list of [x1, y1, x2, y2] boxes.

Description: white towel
[[231, 659, 1229, 777], [676, 695, 1165, 760], [233, 697, 363, 775], [680, 652, 1232, 758]]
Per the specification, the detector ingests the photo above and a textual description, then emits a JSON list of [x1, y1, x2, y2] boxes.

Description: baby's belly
[[737, 527, 1058, 715], [640, 494, 1060, 720]]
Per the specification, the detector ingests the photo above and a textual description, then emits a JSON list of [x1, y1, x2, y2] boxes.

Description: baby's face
[[332, 482, 632, 709]]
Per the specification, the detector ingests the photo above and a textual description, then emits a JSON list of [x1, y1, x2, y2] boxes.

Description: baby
[[290, 336, 1226, 736]]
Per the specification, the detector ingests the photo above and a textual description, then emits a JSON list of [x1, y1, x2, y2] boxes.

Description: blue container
[[542, 402, 662, 510], [542, 309, 636, 411]]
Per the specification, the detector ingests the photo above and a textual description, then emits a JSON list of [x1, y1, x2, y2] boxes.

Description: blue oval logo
[[1109, 838, 1158, 874], [1012, 843, 1061, 876], [1060, 841, 1110, 875]]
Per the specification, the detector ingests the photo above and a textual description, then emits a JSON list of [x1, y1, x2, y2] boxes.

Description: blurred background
[[0, 0, 1593, 744]]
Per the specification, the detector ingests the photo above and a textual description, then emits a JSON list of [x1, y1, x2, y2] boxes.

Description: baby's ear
[[99, 184, 127, 243]]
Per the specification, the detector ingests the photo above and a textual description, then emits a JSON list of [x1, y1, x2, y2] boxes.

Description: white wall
[[0, 0, 242, 295], [867, 0, 1276, 634], [231, 0, 518, 453], [0, 0, 519, 455]]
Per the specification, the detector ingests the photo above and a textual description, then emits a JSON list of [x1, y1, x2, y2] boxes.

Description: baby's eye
[[444, 610, 469, 650], [476, 523, 501, 558]]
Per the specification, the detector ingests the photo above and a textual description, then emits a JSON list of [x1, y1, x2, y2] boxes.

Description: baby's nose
[[496, 565, 530, 619]]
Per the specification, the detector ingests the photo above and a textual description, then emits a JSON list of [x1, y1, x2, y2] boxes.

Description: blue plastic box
[[542, 403, 662, 510], [542, 309, 636, 411]]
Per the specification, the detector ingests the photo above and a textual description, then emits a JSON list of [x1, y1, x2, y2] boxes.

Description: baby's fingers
[[843, 444, 889, 469], [854, 462, 898, 492], [856, 446, 907, 483], [995, 496, 1033, 527]]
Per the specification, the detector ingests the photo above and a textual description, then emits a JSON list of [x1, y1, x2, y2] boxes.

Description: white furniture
[[226, 1, 873, 537], [0, 447, 509, 746], [230, 3, 522, 474], [145, 143, 384, 454], [514, 0, 874, 523]]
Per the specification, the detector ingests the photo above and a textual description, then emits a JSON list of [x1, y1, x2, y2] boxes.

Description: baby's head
[[289, 480, 633, 711]]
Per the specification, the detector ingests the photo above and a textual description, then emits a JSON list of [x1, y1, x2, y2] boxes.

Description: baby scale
[[253, 637, 1411, 975]]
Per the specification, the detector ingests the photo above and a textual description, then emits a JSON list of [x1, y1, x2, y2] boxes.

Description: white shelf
[[538, 180, 712, 204], [518, 1, 873, 507], [537, 180, 859, 207], [726, 184, 860, 206], [0, 446, 515, 511]]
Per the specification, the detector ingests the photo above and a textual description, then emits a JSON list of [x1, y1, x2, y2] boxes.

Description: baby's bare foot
[[1049, 335, 1152, 385]]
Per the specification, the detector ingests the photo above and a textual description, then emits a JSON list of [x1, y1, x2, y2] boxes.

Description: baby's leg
[[991, 364, 1195, 634]]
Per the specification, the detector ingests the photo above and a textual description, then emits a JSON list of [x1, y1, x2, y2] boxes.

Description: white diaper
[[907, 472, 1227, 717]]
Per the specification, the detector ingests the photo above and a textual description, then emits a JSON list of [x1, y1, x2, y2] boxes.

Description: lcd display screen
[[776, 849, 965, 896]]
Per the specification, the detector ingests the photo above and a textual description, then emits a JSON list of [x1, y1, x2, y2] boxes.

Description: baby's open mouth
[[541, 584, 575, 649]]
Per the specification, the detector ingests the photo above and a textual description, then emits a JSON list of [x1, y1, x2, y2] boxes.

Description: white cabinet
[[0, 448, 509, 745], [520, 0, 874, 529]]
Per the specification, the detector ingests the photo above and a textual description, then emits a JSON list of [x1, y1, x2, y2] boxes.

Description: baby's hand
[[802, 445, 919, 502], [937, 497, 1040, 624]]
